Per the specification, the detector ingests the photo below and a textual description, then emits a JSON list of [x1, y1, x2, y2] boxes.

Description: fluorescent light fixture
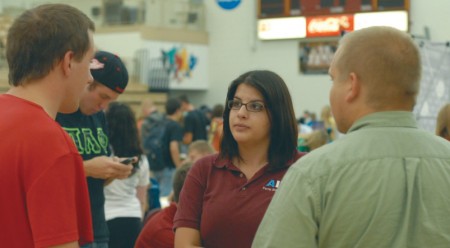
[[258, 17, 306, 40], [354, 10, 408, 31]]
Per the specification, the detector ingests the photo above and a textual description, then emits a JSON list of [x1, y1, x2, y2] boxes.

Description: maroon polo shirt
[[173, 152, 304, 248], [136, 202, 177, 248]]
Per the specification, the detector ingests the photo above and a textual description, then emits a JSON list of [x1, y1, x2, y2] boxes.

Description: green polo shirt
[[253, 111, 450, 248]]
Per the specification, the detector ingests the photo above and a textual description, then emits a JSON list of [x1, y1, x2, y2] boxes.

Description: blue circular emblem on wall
[[216, 0, 241, 10]]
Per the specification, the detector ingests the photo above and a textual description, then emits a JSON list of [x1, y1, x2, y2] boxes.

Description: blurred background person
[[136, 162, 193, 248], [144, 98, 184, 197], [187, 140, 215, 164], [298, 129, 329, 152], [160, 140, 215, 210], [137, 98, 158, 135], [320, 105, 338, 141], [297, 117, 313, 135], [208, 104, 224, 152], [436, 103, 450, 141], [179, 94, 209, 145], [104, 102, 150, 248]]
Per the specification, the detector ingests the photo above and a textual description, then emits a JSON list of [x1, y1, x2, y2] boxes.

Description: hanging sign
[[306, 14, 354, 37], [257, 10, 408, 40]]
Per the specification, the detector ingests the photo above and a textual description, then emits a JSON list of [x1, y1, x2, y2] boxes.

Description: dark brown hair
[[7, 4, 95, 86], [211, 104, 224, 118], [106, 102, 143, 164], [219, 70, 298, 171]]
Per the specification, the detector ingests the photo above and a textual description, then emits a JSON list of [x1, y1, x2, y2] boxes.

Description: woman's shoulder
[[186, 154, 222, 184], [286, 151, 307, 165], [295, 151, 308, 161], [279, 151, 307, 170], [193, 153, 221, 169]]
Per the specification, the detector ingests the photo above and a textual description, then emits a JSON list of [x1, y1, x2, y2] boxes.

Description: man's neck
[[7, 83, 59, 119], [167, 114, 179, 122]]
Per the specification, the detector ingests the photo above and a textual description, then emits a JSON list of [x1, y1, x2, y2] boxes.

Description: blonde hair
[[304, 130, 328, 151], [320, 105, 337, 141], [436, 103, 450, 138], [336, 26, 421, 110], [137, 98, 156, 121], [188, 140, 214, 156]]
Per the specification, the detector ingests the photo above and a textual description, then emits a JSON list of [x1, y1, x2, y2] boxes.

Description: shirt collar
[[213, 156, 228, 169], [348, 111, 417, 133], [213, 156, 241, 172], [213, 155, 291, 175]]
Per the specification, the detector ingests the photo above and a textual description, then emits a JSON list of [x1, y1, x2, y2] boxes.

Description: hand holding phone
[[120, 157, 135, 165]]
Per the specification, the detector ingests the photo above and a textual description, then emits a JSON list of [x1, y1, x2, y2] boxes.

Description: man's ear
[[61, 51, 74, 76], [345, 72, 360, 102]]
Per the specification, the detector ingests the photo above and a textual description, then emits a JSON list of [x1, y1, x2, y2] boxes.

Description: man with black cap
[[57, 50, 133, 248]]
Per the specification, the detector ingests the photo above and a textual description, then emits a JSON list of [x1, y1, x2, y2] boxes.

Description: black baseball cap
[[90, 51, 129, 93]]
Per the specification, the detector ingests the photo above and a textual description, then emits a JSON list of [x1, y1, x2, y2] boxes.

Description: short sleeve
[[183, 112, 195, 134], [167, 121, 183, 143], [28, 153, 93, 247], [138, 155, 150, 186], [173, 159, 209, 230]]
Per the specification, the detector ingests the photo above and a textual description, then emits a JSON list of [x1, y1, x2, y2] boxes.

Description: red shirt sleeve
[[136, 203, 177, 248], [28, 152, 93, 247]]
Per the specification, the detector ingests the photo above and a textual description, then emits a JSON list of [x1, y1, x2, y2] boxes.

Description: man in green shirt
[[253, 26, 450, 247]]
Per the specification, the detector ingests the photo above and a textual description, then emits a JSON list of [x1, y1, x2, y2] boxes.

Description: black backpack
[[141, 112, 167, 171]]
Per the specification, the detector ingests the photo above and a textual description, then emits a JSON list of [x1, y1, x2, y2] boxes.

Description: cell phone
[[120, 157, 134, 165]]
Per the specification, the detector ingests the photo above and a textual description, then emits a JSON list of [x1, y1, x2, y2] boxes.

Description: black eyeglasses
[[227, 99, 265, 112]]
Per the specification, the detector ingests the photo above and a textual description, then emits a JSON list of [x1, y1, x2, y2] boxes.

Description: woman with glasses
[[174, 70, 304, 248]]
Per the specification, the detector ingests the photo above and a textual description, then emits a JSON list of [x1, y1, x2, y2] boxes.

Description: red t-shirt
[[0, 94, 93, 247], [173, 152, 304, 248], [135, 202, 177, 248]]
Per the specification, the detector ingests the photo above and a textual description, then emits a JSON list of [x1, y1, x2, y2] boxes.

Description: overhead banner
[[258, 17, 306, 40], [306, 14, 354, 37], [140, 40, 209, 91]]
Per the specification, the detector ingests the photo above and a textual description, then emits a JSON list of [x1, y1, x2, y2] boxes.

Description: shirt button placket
[[239, 173, 247, 192]]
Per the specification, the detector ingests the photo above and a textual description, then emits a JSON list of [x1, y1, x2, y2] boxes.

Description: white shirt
[[104, 155, 150, 220]]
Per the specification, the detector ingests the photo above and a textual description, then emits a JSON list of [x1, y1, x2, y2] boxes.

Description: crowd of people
[[1, 3, 450, 248]]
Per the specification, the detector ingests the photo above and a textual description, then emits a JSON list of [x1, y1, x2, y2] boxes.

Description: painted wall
[[4, 0, 449, 117], [201, 1, 328, 117], [94, 32, 143, 72], [197, 0, 450, 117], [409, 1, 450, 42]]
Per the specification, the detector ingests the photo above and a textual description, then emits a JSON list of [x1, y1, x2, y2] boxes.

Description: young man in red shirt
[[0, 4, 95, 247]]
